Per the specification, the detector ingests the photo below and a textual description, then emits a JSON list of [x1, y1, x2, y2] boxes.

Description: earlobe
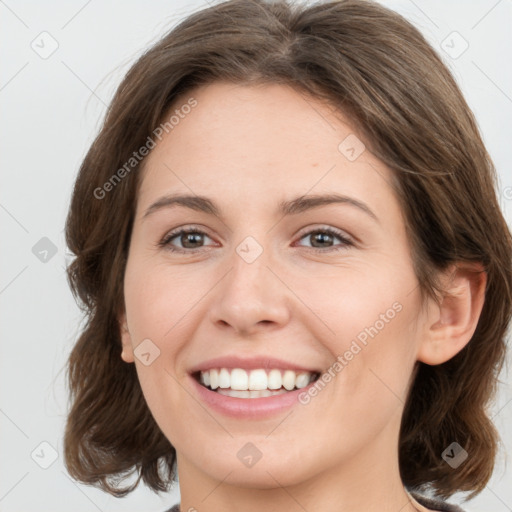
[[119, 312, 135, 363], [417, 262, 486, 366]]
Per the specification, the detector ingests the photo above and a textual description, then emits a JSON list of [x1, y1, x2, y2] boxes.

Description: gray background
[[1, 1, 511, 511]]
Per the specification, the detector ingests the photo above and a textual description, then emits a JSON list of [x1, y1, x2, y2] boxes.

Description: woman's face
[[120, 81, 433, 490]]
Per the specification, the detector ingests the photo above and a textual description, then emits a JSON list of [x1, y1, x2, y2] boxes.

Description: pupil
[[313, 232, 332, 247], [183, 232, 202, 248]]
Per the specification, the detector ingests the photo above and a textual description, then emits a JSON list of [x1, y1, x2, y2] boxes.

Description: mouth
[[192, 368, 321, 399]]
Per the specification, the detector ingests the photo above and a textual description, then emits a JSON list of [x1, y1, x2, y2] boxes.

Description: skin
[[119, 81, 486, 512]]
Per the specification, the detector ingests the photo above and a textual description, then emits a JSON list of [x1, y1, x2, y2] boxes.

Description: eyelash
[[157, 225, 354, 254]]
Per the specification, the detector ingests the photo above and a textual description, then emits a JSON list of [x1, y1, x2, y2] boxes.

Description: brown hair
[[63, 0, 512, 501]]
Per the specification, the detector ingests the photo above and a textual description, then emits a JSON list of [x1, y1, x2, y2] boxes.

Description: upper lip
[[188, 355, 321, 374]]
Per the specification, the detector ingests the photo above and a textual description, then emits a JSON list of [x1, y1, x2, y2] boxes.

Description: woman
[[63, 1, 512, 511]]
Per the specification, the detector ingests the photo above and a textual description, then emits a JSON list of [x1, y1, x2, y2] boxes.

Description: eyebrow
[[142, 193, 379, 223]]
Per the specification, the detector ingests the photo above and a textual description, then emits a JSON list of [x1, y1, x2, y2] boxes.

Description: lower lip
[[188, 373, 317, 419]]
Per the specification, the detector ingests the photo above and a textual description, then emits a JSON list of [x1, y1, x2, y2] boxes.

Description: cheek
[[287, 256, 415, 351], [124, 258, 206, 342], [298, 259, 420, 406], [322, 292, 420, 433], [123, 260, 196, 438], [123, 260, 212, 404], [298, 301, 419, 468]]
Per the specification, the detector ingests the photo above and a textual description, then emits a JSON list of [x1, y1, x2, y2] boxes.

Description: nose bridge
[[207, 234, 290, 334]]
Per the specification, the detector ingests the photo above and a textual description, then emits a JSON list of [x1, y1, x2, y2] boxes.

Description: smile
[[188, 355, 323, 417], [196, 368, 320, 398]]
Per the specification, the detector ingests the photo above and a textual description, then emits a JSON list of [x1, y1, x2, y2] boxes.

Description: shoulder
[[411, 492, 467, 512]]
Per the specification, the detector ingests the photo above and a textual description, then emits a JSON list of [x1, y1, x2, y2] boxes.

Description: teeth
[[218, 368, 230, 389], [198, 368, 317, 392], [230, 368, 248, 390], [248, 369, 267, 390], [268, 369, 282, 390], [217, 388, 289, 398], [282, 370, 296, 391], [295, 372, 311, 389], [210, 369, 219, 389]]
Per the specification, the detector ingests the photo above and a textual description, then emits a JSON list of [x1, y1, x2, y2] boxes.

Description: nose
[[207, 241, 292, 337]]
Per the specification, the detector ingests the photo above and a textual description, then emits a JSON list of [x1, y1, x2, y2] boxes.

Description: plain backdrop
[[1, 1, 511, 511]]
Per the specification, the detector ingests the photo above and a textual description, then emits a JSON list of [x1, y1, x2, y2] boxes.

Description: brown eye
[[159, 227, 215, 253], [296, 228, 353, 252], [177, 231, 205, 249], [158, 226, 353, 255]]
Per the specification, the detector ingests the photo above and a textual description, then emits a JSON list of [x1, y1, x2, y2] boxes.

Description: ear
[[417, 262, 486, 365], [119, 312, 135, 363]]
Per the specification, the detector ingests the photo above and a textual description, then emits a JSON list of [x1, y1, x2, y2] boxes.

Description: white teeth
[[218, 368, 230, 389], [267, 369, 282, 389], [248, 369, 267, 390], [217, 388, 288, 398], [198, 367, 317, 393], [230, 368, 248, 390], [282, 370, 296, 391], [210, 369, 219, 390], [295, 372, 311, 389]]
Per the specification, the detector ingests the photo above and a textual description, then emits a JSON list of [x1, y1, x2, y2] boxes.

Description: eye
[[158, 225, 353, 254], [295, 227, 353, 253], [158, 226, 216, 254]]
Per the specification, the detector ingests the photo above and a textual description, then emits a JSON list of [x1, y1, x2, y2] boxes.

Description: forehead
[[136, 81, 400, 224]]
